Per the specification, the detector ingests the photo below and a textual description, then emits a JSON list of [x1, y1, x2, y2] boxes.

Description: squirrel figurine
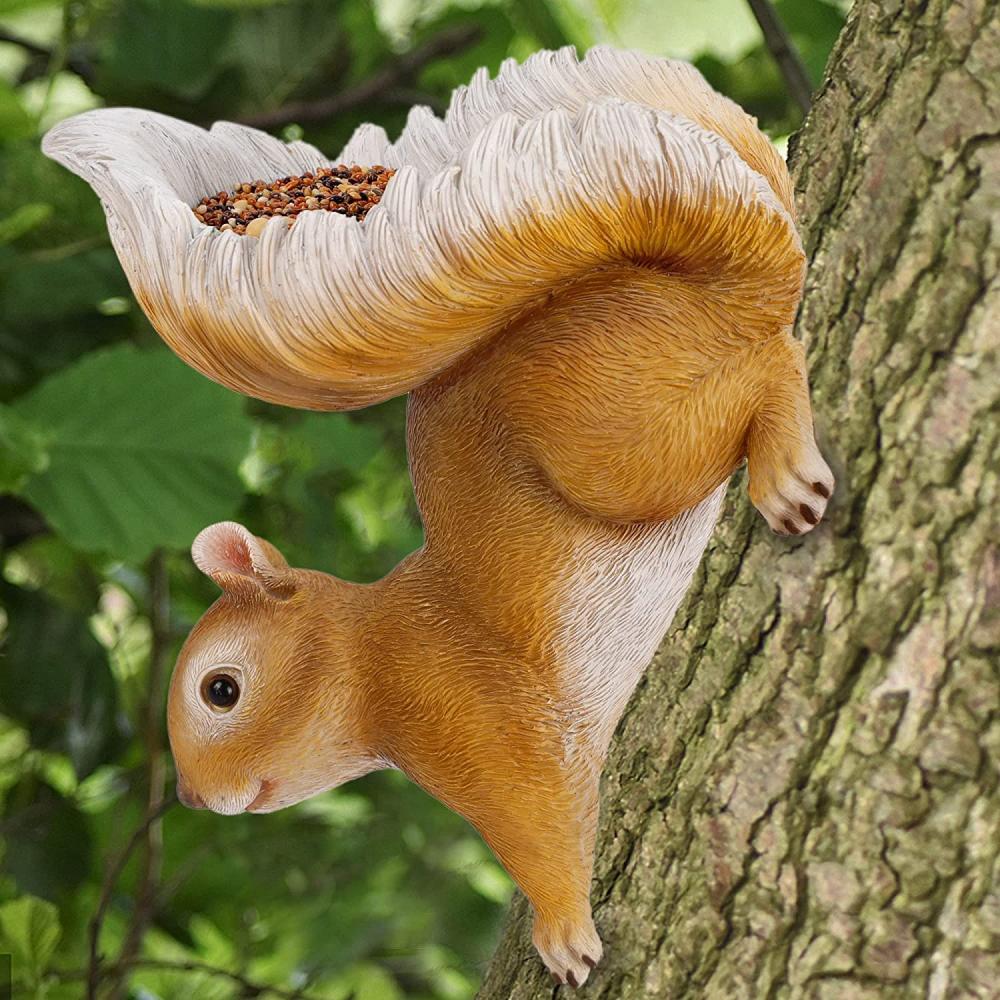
[[43, 47, 833, 987]]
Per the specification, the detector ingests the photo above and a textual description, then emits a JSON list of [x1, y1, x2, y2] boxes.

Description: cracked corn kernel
[[244, 216, 268, 238]]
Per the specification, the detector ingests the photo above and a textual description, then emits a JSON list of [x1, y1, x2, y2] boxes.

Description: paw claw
[[533, 911, 602, 989], [750, 442, 834, 536]]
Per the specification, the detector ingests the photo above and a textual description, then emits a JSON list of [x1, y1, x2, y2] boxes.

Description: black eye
[[204, 674, 240, 709]]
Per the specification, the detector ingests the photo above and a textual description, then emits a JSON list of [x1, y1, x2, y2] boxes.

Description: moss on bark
[[478, 0, 1000, 996]]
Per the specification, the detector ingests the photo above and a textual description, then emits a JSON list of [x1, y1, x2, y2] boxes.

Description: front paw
[[749, 442, 834, 536], [532, 910, 603, 988]]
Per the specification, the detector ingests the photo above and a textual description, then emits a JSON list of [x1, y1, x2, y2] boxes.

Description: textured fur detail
[[42, 48, 800, 411], [552, 487, 727, 754]]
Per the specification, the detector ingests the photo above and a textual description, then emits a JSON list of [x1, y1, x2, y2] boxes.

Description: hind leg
[[498, 322, 833, 531], [485, 267, 833, 528], [746, 335, 835, 534]]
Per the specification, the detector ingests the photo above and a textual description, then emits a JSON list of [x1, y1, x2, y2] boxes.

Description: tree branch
[[126, 958, 321, 999], [88, 551, 175, 1000], [0, 496, 49, 549], [86, 793, 176, 999], [105, 550, 172, 1000], [235, 23, 482, 131], [65, 957, 332, 1000], [0, 26, 96, 87], [745, 0, 813, 116], [381, 87, 448, 117], [0, 27, 49, 60]]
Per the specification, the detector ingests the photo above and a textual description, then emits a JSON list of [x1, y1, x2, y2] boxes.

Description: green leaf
[[100, 0, 233, 101], [13, 345, 255, 561], [188, 914, 236, 967], [0, 895, 61, 986], [339, 962, 403, 1000], [0, 404, 48, 492], [1, 781, 93, 900], [776, 0, 846, 85], [696, 49, 795, 136], [0, 584, 127, 777], [2, 248, 129, 325], [223, 0, 350, 107], [417, 9, 518, 96], [0, 142, 108, 252], [192, 0, 289, 6], [0, 81, 33, 142], [0, 203, 53, 245], [0, 0, 58, 13], [336, 0, 392, 81], [610, 0, 759, 62], [2, 533, 101, 612], [284, 412, 383, 476], [507, 0, 573, 49]]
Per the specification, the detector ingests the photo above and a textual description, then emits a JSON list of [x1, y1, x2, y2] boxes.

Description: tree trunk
[[478, 1, 999, 997]]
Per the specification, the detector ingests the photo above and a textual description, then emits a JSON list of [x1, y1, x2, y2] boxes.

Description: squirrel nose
[[176, 776, 206, 810]]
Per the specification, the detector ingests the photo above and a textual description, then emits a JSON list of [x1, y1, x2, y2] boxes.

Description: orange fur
[[169, 257, 833, 985]]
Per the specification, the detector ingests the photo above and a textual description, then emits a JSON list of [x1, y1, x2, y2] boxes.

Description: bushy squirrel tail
[[43, 47, 803, 412]]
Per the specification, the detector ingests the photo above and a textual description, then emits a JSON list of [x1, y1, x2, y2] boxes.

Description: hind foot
[[533, 908, 603, 988], [748, 435, 834, 535]]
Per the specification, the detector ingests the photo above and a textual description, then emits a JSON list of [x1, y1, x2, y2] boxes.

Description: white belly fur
[[553, 483, 727, 756]]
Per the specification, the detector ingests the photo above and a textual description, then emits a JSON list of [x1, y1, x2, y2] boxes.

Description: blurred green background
[[0, 0, 845, 997]]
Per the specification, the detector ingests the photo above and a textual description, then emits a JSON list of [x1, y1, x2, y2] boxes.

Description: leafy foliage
[[14, 345, 255, 562], [0, 584, 127, 778], [0, 895, 62, 994], [0, 0, 842, 997]]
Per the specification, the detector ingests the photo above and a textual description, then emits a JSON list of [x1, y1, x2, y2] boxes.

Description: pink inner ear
[[191, 521, 295, 600], [215, 534, 254, 576], [192, 522, 258, 580]]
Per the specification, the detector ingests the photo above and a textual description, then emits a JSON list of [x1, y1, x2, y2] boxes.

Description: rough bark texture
[[478, 1, 1000, 997]]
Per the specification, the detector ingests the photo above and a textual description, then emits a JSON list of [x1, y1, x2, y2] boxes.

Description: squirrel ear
[[192, 521, 297, 601]]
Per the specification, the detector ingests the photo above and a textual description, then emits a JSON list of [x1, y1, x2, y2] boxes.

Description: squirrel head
[[167, 521, 376, 815]]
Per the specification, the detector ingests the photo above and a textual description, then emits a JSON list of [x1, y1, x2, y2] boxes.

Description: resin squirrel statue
[[43, 47, 834, 987]]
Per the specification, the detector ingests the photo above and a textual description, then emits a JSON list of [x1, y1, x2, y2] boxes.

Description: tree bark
[[478, 1, 999, 997]]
